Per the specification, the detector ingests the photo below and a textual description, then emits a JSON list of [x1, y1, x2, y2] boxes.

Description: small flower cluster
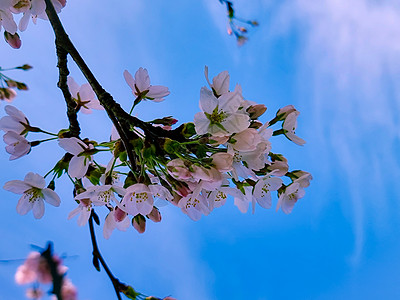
[[0, 64, 31, 102], [2, 67, 311, 239], [219, 0, 259, 46], [15, 249, 78, 300], [0, 0, 66, 48]]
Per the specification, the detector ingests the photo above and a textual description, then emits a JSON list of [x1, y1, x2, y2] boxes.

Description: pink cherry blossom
[[194, 86, 250, 137], [276, 182, 306, 214], [67, 77, 103, 114], [4, 172, 61, 219], [204, 66, 230, 96], [3, 130, 30, 160], [0, 105, 29, 134], [283, 111, 306, 146], [120, 183, 172, 216], [103, 206, 130, 239], [58, 137, 93, 179], [124, 68, 170, 102]]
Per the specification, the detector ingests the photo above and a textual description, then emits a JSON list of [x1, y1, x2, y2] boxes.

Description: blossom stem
[[31, 137, 58, 145], [129, 95, 142, 115], [88, 210, 123, 300], [38, 129, 58, 136]]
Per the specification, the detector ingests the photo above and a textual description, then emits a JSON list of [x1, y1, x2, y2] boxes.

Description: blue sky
[[1, 0, 400, 299]]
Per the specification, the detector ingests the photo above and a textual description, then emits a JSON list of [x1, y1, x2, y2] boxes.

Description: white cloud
[[272, 0, 400, 262]]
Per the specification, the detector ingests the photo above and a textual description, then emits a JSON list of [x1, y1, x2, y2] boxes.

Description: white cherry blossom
[[211, 152, 233, 172], [204, 66, 230, 96], [3, 172, 60, 219], [58, 137, 93, 179], [233, 186, 253, 213], [75, 184, 126, 207], [67, 77, 103, 114], [18, 0, 66, 32], [68, 198, 92, 226], [282, 111, 306, 146], [253, 176, 283, 210], [194, 86, 250, 136], [119, 183, 172, 216], [0, 7, 17, 34], [178, 190, 210, 221], [124, 68, 170, 102], [276, 182, 306, 214], [4, 130, 30, 160], [103, 206, 130, 239], [0, 105, 29, 134], [231, 128, 262, 152]]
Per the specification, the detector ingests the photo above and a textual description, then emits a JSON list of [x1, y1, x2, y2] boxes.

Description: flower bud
[[132, 215, 146, 233], [47, 180, 56, 191], [211, 152, 233, 172], [276, 105, 297, 120], [0, 88, 17, 102], [4, 32, 22, 49], [147, 207, 162, 223], [16, 81, 28, 90], [114, 207, 127, 222], [150, 116, 178, 126], [249, 120, 263, 129], [247, 104, 267, 119], [17, 64, 33, 71], [5, 80, 17, 88]]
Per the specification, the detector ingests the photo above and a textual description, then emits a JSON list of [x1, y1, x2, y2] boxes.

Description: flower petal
[[24, 172, 46, 189], [58, 137, 87, 155], [16, 194, 33, 215], [32, 199, 45, 219], [3, 180, 30, 193], [135, 67, 150, 91], [68, 155, 89, 179], [42, 189, 61, 207], [123, 70, 135, 90]]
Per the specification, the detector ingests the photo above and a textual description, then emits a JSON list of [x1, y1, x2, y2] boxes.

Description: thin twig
[[88, 211, 123, 300]]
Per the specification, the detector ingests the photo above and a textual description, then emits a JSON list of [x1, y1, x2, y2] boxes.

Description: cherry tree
[[0, 1, 312, 299]]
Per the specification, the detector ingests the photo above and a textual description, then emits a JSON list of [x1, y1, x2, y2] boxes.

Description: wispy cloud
[[272, 0, 400, 261]]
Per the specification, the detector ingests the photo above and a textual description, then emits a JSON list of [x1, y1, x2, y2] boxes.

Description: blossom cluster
[[15, 250, 78, 300], [0, 0, 66, 48], [1, 67, 312, 239], [0, 64, 31, 102]]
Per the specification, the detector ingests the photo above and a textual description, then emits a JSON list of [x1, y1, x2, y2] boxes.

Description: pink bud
[[114, 207, 127, 222], [4, 32, 22, 49], [132, 215, 146, 233], [147, 207, 162, 223], [276, 105, 297, 120], [211, 152, 233, 172], [247, 104, 267, 119], [0, 88, 17, 102]]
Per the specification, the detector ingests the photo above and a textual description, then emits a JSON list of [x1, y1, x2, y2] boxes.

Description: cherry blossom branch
[[44, 0, 138, 171], [41, 242, 64, 300], [88, 210, 123, 300], [44, 0, 189, 176]]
